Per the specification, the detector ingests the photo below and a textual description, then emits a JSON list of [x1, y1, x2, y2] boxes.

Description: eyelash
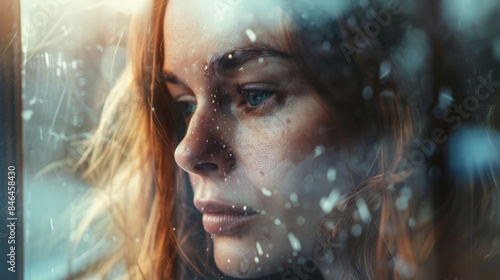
[[236, 84, 282, 116], [174, 84, 284, 121]]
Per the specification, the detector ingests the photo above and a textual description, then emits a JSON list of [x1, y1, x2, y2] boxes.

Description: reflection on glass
[[21, 0, 500, 279]]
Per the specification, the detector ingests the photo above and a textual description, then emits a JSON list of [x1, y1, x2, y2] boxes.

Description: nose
[[174, 101, 235, 178]]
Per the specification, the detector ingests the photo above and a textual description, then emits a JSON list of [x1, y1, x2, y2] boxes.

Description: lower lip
[[202, 213, 258, 235]]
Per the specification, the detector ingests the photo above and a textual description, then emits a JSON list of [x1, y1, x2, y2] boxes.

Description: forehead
[[163, 0, 284, 70]]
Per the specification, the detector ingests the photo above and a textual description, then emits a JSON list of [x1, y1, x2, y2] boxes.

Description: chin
[[212, 234, 285, 279]]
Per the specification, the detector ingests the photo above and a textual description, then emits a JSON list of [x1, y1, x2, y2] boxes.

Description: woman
[[69, 0, 500, 279]]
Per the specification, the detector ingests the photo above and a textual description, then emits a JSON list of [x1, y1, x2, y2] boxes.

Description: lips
[[195, 200, 259, 235]]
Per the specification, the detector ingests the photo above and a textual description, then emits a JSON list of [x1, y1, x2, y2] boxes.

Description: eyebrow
[[160, 43, 291, 85]]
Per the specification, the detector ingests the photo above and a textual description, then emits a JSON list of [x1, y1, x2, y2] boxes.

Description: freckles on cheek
[[237, 123, 290, 177]]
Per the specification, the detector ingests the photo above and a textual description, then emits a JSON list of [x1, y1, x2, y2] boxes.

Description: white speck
[[395, 197, 408, 210], [243, 205, 247, 211], [135, 238, 139, 242], [290, 193, 298, 203], [287, 232, 301, 251], [22, 110, 34, 120], [232, 205, 235, 208], [319, 189, 343, 214], [274, 219, 281, 225], [325, 221, 335, 230], [256, 241, 263, 255], [408, 217, 416, 227], [228, 54, 233, 59], [45, 53, 50, 66], [228, 259, 231, 263], [379, 60, 391, 79], [254, 256, 259, 263], [29, 97, 37, 106], [351, 224, 362, 236], [245, 29, 257, 42], [362, 86, 373, 100], [296, 216, 306, 225], [258, 58, 264, 63], [400, 186, 413, 199], [314, 145, 325, 157], [50, 217, 53, 232], [327, 168, 336, 182], [356, 198, 372, 223], [261, 188, 272, 196]]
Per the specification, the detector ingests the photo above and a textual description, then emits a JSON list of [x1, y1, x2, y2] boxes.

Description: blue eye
[[246, 91, 274, 106], [176, 101, 197, 118]]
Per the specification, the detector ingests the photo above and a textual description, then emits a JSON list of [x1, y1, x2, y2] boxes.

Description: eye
[[175, 101, 197, 118], [237, 84, 278, 107], [246, 91, 274, 106]]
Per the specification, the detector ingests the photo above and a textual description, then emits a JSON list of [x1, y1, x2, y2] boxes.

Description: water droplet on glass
[[362, 86, 373, 100], [379, 60, 391, 79], [256, 241, 263, 255], [287, 232, 301, 251], [245, 29, 257, 42]]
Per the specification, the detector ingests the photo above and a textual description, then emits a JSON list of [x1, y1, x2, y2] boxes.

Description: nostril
[[194, 162, 219, 172]]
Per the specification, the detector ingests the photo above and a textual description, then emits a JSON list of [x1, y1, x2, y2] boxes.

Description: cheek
[[236, 103, 337, 178], [236, 123, 288, 177]]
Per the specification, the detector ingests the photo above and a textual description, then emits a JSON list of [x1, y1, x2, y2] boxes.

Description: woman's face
[[163, 0, 352, 277]]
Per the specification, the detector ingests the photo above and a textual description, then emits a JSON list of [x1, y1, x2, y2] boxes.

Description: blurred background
[[21, 0, 140, 278]]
